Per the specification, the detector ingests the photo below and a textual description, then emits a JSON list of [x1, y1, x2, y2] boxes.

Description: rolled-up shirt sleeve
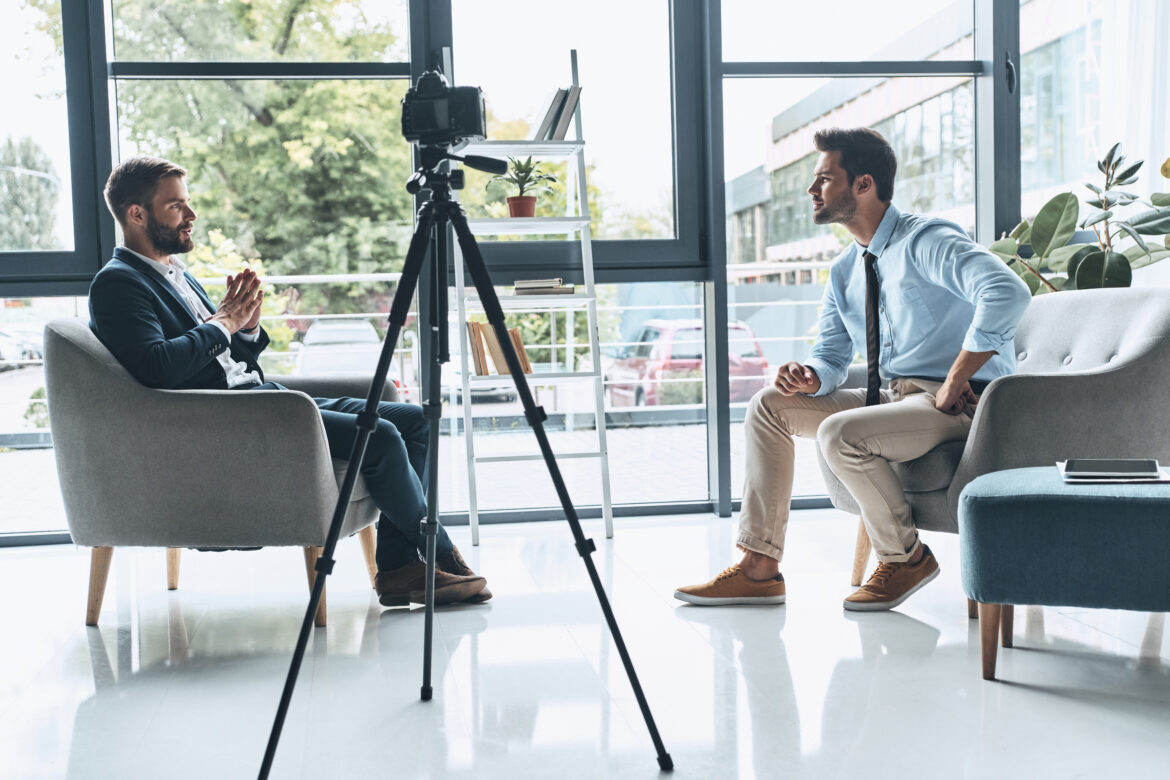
[[913, 225, 1032, 354], [805, 279, 854, 396]]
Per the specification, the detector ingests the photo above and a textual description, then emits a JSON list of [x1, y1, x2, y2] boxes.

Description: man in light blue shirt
[[677, 127, 1031, 611]]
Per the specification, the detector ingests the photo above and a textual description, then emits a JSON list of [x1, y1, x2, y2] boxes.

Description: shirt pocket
[[894, 284, 938, 329]]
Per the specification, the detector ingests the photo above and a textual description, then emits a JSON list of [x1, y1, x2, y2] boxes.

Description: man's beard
[[812, 188, 858, 225], [146, 211, 194, 255]]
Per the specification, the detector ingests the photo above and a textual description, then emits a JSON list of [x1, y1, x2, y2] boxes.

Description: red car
[[606, 319, 769, 406]]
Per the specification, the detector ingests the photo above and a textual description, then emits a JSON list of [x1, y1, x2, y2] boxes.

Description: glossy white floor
[[2, 508, 1168, 780]]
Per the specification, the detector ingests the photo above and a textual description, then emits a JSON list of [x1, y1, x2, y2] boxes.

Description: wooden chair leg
[[86, 547, 114, 626], [967, 598, 978, 619], [357, 525, 378, 588], [166, 548, 181, 591], [1000, 604, 1014, 648], [978, 602, 1002, 680], [303, 546, 327, 628], [851, 517, 871, 587]]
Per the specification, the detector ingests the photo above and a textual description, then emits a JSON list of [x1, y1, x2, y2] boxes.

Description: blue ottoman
[[958, 467, 1170, 679]]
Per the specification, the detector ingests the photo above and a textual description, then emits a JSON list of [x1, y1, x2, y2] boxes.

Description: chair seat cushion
[[958, 467, 1170, 612], [894, 440, 964, 493], [332, 459, 370, 502]]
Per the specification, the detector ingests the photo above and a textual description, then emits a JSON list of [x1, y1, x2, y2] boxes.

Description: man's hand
[[934, 378, 977, 415], [774, 362, 821, 396], [209, 268, 263, 334]]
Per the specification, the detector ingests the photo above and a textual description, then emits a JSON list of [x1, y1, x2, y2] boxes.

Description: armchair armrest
[[948, 359, 1170, 507], [269, 374, 399, 402], [62, 387, 342, 547]]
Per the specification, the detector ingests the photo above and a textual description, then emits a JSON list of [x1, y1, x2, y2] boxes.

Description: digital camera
[[401, 68, 486, 147]]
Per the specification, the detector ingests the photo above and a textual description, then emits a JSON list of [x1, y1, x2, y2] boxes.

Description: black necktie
[[863, 250, 881, 406]]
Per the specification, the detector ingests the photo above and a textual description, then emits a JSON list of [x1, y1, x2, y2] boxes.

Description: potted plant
[[988, 144, 1170, 294], [491, 156, 557, 218]]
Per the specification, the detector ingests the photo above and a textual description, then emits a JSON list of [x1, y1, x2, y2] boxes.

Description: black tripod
[[259, 144, 673, 776]]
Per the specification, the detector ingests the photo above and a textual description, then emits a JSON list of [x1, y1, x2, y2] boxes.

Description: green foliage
[[0, 137, 60, 250], [489, 156, 557, 198], [989, 143, 1170, 294], [659, 370, 703, 406], [23, 386, 47, 429]]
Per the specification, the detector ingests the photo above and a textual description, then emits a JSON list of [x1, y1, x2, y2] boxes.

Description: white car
[[296, 319, 412, 401]]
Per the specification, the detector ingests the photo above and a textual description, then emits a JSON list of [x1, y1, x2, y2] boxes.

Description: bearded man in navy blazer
[[89, 156, 490, 606]]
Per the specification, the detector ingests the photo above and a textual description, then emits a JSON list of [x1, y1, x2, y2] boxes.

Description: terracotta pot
[[506, 196, 536, 218]]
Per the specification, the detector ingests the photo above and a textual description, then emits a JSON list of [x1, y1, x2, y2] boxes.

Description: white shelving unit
[[452, 52, 613, 545]]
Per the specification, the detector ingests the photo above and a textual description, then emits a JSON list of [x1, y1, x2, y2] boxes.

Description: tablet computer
[[1062, 458, 1160, 478]]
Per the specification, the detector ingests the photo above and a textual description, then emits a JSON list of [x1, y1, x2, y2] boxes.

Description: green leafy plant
[[490, 156, 557, 198], [988, 144, 1170, 295]]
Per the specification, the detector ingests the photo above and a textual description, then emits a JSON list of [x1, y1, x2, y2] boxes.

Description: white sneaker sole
[[673, 590, 786, 606], [842, 565, 939, 611]]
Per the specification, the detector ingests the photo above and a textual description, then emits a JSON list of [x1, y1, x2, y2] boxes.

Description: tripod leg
[[420, 209, 450, 701], [448, 208, 674, 772], [259, 202, 438, 780]]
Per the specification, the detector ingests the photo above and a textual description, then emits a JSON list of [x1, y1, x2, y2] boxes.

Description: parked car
[[606, 319, 768, 406], [296, 319, 412, 402]]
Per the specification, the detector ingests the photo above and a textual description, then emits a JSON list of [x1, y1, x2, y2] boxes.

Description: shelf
[[467, 217, 590, 236], [465, 293, 596, 309], [475, 451, 603, 464], [469, 370, 599, 385], [459, 140, 584, 158]]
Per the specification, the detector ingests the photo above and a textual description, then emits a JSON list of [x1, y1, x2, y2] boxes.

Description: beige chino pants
[[738, 378, 975, 564]]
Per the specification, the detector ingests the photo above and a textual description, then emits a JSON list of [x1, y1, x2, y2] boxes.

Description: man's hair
[[103, 156, 188, 226], [813, 127, 897, 203]]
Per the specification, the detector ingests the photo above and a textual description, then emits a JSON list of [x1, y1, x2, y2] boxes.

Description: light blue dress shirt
[[804, 204, 1031, 396]]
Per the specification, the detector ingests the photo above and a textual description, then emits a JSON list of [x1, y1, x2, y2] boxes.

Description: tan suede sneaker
[[843, 545, 939, 612], [674, 566, 786, 606]]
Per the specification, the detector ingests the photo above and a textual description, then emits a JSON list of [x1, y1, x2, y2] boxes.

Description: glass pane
[[437, 281, 707, 513], [111, 0, 409, 62], [724, 77, 976, 499], [0, 296, 84, 535], [115, 78, 415, 332], [451, 0, 675, 240], [0, 1, 73, 251], [722, 0, 974, 61]]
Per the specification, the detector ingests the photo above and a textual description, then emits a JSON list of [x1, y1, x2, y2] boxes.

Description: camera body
[[401, 69, 486, 147]]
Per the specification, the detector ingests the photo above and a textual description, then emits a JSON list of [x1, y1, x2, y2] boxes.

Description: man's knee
[[816, 412, 852, 462], [747, 385, 814, 436]]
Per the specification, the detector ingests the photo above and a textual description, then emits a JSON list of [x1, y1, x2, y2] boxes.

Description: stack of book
[[466, 321, 533, 376], [531, 86, 583, 141], [514, 278, 575, 296]]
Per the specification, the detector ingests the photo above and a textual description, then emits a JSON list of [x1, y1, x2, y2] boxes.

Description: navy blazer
[[89, 247, 270, 390]]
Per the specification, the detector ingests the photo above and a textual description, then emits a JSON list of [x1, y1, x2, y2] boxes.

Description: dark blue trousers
[[245, 384, 452, 570]]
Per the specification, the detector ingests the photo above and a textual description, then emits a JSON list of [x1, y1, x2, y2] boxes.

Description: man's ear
[[126, 203, 147, 227], [854, 174, 875, 196]]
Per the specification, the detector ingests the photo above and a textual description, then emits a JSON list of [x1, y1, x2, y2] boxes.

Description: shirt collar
[[855, 203, 901, 259], [121, 246, 185, 280]]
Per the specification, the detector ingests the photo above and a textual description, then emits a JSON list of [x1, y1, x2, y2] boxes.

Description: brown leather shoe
[[673, 566, 786, 606], [374, 559, 485, 607], [437, 546, 492, 603], [843, 545, 939, 612]]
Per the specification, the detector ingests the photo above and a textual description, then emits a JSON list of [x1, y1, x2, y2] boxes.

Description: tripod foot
[[657, 754, 674, 772], [420, 685, 433, 701]]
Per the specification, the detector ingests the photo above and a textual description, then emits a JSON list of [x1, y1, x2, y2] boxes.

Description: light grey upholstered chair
[[44, 318, 400, 627], [817, 287, 1170, 608]]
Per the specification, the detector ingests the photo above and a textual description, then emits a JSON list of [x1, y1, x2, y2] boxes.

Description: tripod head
[[406, 145, 507, 198]]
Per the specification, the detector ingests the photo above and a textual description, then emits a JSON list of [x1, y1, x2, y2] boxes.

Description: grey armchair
[[817, 287, 1170, 591], [44, 318, 399, 627]]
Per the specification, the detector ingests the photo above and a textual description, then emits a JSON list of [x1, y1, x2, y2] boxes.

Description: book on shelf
[[551, 86, 582, 140], [515, 277, 564, 289], [515, 284, 575, 295], [532, 88, 569, 141], [466, 321, 489, 375], [479, 322, 510, 375], [508, 328, 533, 374]]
